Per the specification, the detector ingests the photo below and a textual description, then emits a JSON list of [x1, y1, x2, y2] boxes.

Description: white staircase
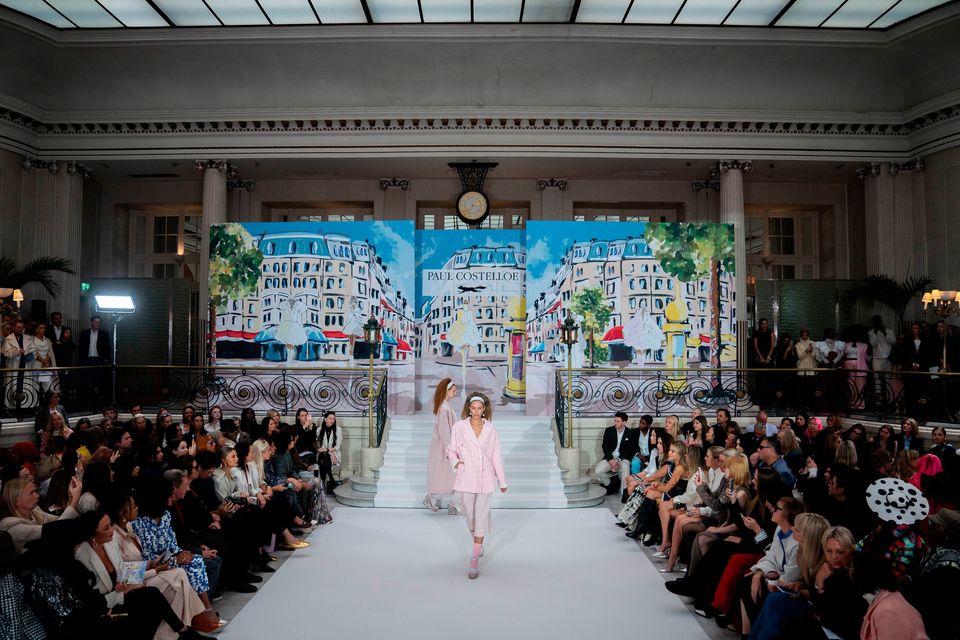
[[372, 415, 571, 508]]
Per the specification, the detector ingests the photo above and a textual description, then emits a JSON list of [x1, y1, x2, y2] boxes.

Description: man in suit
[[593, 411, 640, 493], [49, 312, 69, 344], [902, 322, 936, 416], [78, 315, 111, 408]]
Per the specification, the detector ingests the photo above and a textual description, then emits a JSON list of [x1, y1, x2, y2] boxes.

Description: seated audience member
[[855, 548, 928, 640], [890, 449, 920, 481], [129, 478, 218, 619], [659, 446, 727, 569], [74, 510, 212, 640], [833, 439, 858, 469], [593, 411, 638, 494], [843, 423, 870, 465], [39, 412, 72, 457], [617, 433, 671, 529], [76, 459, 114, 514], [865, 447, 893, 483], [819, 463, 874, 538], [654, 444, 705, 557], [927, 426, 955, 461], [756, 437, 795, 488], [896, 417, 924, 454], [0, 475, 81, 553], [625, 441, 688, 543], [239, 408, 259, 438], [267, 430, 328, 525], [872, 424, 899, 458], [913, 509, 960, 640], [810, 526, 865, 640]]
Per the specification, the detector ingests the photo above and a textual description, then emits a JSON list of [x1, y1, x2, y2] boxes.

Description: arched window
[[289, 241, 297, 254]]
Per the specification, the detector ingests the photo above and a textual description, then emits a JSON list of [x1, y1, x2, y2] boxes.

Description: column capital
[[855, 162, 882, 180], [66, 162, 92, 179], [21, 156, 58, 173], [227, 179, 255, 192], [536, 178, 567, 191], [378, 178, 409, 191], [889, 158, 925, 176], [193, 159, 228, 174], [691, 179, 720, 193], [711, 160, 753, 179]]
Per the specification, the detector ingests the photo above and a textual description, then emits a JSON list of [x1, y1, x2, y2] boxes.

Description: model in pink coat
[[445, 393, 507, 579], [424, 378, 459, 513]]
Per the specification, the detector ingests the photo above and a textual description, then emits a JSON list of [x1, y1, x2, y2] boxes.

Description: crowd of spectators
[[610, 407, 959, 640], [0, 399, 338, 639], [748, 316, 960, 417]]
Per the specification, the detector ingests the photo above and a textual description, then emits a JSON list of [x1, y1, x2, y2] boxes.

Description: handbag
[[631, 454, 642, 475]]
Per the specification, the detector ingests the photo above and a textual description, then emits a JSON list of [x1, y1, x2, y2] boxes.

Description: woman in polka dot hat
[[856, 478, 930, 584]]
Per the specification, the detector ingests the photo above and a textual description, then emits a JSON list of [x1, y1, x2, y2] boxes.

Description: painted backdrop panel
[[525, 221, 736, 416], [209, 221, 416, 413], [416, 230, 526, 413]]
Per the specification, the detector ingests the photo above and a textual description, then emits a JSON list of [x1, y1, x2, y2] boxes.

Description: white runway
[[219, 508, 711, 640]]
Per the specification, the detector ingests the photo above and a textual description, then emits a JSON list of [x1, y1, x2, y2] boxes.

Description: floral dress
[[130, 512, 209, 595], [267, 452, 331, 525]]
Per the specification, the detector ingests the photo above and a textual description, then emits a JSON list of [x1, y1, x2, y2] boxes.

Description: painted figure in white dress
[[275, 298, 308, 363]]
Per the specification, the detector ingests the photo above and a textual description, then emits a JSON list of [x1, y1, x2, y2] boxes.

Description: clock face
[[457, 190, 489, 223]]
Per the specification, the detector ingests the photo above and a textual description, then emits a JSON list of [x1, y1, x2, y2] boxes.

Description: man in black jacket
[[594, 411, 640, 491]]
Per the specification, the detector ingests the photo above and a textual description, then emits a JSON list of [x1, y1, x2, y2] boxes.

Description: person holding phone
[[446, 393, 507, 580]]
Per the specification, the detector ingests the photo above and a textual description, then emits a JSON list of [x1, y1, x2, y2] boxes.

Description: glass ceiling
[[0, 0, 953, 30]]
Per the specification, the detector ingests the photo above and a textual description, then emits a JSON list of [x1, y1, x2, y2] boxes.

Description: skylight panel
[[474, 0, 522, 22], [421, 0, 470, 22], [725, 0, 791, 25], [521, 0, 575, 22], [47, 0, 122, 27], [576, 0, 632, 23], [776, 0, 844, 26], [871, 0, 950, 28], [152, 0, 220, 26], [311, 0, 367, 23], [367, 0, 421, 22], [205, 0, 270, 25], [675, 0, 740, 24], [822, 0, 896, 28], [99, 0, 169, 26], [259, 0, 320, 23], [0, 0, 75, 27], [625, 0, 686, 24]]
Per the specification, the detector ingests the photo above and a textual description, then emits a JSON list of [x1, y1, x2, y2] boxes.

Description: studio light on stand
[[95, 294, 136, 406]]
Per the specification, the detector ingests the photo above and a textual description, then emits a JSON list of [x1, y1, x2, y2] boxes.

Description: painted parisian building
[[215, 231, 415, 361], [419, 244, 526, 360], [527, 238, 734, 364]]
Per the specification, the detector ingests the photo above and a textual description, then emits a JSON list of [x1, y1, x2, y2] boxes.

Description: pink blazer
[[446, 418, 507, 494]]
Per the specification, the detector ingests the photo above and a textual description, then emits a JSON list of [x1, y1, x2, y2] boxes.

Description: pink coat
[[427, 401, 458, 495], [446, 418, 507, 494], [860, 590, 928, 640]]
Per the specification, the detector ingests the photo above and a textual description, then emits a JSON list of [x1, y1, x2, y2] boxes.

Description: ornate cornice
[[536, 178, 567, 191], [378, 178, 409, 191], [710, 160, 754, 179]]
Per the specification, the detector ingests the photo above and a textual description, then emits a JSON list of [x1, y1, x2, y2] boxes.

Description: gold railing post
[[567, 345, 574, 449], [368, 350, 374, 448]]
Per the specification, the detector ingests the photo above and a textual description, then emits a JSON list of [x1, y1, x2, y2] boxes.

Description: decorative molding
[[889, 158, 925, 175], [691, 179, 720, 193], [227, 179, 255, 192], [856, 162, 883, 180], [536, 178, 567, 191], [378, 178, 409, 191], [65, 162, 91, 179], [449, 162, 497, 193], [21, 157, 57, 173], [193, 159, 227, 173], [710, 160, 754, 179]]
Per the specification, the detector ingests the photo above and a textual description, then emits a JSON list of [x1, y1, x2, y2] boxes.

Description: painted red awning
[[380, 297, 397, 313], [602, 326, 624, 342], [216, 329, 258, 340], [323, 330, 349, 340], [397, 339, 412, 352], [547, 299, 562, 314]]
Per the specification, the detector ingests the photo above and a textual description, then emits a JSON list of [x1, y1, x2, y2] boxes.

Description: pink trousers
[[461, 492, 492, 538]]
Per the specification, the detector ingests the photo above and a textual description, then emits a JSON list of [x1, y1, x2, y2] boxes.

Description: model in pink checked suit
[[446, 393, 507, 579]]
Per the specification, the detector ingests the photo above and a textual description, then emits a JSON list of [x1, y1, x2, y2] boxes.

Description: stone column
[[716, 160, 753, 368], [537, 178, 567, 219], [861, 160, 927, 281], [16, 159, 85, 328], [195, 160, 228, 360]]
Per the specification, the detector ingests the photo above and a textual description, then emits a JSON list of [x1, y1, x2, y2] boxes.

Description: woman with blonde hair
[[890, 449, 919, 481], [833, 439, 858, 469], [446, 392, 507, 579], [654, 444, 705, 557], [664, 414, 682, 439], [424, 378, 459, 513], [0, 475, 81, 553], [40, 411, 73, 456]]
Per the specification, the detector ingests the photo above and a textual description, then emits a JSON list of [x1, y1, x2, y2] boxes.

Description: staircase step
[[347, 475, 378, 494], [333, 484, 376, 507], [563, 484, 607, 508], [562, 476, 594, 495]]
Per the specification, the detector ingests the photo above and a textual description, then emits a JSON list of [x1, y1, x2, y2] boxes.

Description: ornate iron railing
[[554, 366, 960, 438], [0, 365, 388, 437]]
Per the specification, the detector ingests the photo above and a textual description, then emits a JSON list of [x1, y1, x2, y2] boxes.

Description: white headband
[[469, 396, 485, 405]]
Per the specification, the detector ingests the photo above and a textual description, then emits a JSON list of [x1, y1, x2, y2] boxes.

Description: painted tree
[[208, 224, 264, 361], [644, 223, 736, 368], [571, 286, 612, 368]]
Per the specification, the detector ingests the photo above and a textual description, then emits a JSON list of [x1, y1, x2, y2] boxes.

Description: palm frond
[[0, 256, 75, 298]]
